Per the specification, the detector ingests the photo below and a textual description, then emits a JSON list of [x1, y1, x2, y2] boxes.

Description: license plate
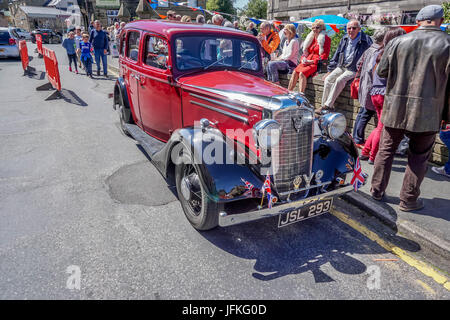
[[278, 198, 333, 228]]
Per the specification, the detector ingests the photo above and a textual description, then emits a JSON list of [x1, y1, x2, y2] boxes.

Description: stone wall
[[279, 73, 449, 165]]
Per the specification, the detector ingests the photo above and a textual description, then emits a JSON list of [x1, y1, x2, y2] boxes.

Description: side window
[[143, 36, 168, 69], [119, 32, 126, 56], [126, 31, 140, 62]]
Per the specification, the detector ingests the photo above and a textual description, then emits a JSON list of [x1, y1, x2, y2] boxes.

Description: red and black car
[[30, 29, 62, 44], [114, 20, 364, 231]]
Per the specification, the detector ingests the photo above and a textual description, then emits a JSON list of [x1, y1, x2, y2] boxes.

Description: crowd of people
[[62, 20, 125, 78], [59, 5, 449, 211]]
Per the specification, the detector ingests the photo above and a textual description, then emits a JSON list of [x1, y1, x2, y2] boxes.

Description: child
[[74, 27, 83, 69], [77, 33, 93, 78], [62, 31, 78, 73]]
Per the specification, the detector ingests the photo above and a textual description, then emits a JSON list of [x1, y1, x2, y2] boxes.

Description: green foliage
[[443, 2, 450, 23], [206, 0, 236, 15], [242, 0, 267, 20], [329, 28, 345, 58]]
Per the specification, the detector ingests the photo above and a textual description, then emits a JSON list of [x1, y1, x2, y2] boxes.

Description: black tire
[[175, 146, 219, 231], [116, 89, 133, 137]]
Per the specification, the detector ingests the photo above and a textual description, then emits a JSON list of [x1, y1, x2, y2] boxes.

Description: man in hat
[[371, 5, 450, 211]]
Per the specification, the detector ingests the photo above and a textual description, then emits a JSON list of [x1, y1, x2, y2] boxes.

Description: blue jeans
[[81, 55, 92, 75], [94, 48, 107, 75], [266, 60, 291, 83], [440, 129, 450, 174], [353, 107, 376, 144]]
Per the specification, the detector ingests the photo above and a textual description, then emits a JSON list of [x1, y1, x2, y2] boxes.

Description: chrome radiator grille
[[272, 107, 314, 195]]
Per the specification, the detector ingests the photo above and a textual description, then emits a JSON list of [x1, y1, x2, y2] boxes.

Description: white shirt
[[277, 38, 299, 65]]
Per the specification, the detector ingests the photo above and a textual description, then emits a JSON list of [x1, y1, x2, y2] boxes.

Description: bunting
[[142, 0, 445, 35]]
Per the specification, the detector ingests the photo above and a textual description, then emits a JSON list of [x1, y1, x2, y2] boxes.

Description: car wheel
[[116, 90, 133, 137], [175, 146, 219, 231]]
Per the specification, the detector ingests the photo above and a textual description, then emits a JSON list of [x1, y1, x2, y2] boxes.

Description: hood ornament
[[292, 116, 303, 132]]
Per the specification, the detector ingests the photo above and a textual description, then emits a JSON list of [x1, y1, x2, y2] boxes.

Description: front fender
[[312, 132, 358, 184], [154, 126, 263, 203]]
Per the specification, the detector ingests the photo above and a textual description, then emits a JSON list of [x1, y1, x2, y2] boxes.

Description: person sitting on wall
[[317, 19, 372, 116], [266, 24, 299, 85], [288, 19, 331, 93], [257, 21, 280, 64], [167, 10, 176, 20]]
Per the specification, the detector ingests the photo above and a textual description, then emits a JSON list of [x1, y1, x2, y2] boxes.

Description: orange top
[[261, 31, 280, 55]]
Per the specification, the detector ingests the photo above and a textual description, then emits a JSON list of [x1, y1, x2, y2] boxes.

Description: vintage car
[[113, 20, 364, 231]]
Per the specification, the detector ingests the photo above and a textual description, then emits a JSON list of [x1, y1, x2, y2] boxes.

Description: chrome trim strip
[[190, 93, 249, 115], [190, 100, 249, 124], [277, 181, 332, 197], [218, 185, 354, 227]]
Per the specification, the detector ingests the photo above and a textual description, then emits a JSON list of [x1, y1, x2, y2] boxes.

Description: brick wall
[[279, 73, 449, 165]]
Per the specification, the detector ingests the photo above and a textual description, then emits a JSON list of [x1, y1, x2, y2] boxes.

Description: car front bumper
[[218, 184, 354, 227]]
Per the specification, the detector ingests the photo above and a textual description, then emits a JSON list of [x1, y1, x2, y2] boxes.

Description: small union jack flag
[[241, 178, 254, 194], [350, 157, 365, 191], [262, 174, 274, 208]]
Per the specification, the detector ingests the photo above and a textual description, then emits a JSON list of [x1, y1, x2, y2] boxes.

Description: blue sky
[[235, 0, 250, 10]]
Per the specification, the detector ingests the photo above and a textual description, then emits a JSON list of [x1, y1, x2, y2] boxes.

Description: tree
[[206, 0, 236, 16], [443, 2, 450, 23], [242, 0, 267, 19]]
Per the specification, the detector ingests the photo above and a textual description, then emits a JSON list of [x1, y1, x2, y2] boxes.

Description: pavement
[[0, 42, 448, 299], [342, 150, 450, 272]]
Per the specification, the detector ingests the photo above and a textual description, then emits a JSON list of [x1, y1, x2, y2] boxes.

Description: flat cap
[[416, 5, 444, 21]]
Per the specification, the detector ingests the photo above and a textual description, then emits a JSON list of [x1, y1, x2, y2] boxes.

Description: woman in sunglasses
[[288, 19, 331, 94]]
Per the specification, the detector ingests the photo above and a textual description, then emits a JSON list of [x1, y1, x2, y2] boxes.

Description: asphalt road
[[0, 43, 448, 300]]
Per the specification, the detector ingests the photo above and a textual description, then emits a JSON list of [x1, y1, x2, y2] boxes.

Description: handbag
[[350, 78, 360, 99], [350, 57, 364, 99], [317, 59, 328, 74]]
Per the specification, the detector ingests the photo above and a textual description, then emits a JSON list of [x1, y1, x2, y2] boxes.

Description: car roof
[[124, 20, 257, 41]]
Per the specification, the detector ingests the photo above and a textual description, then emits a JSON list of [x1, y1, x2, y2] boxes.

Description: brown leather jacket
[[377, 26, 450, 132]]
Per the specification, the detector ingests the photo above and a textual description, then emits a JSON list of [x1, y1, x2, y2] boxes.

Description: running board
[[124, 124, 166, 158]]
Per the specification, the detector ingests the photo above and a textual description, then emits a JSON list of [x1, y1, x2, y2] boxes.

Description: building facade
[[9, 4, 70, 32], [267, 0, 445, 25]]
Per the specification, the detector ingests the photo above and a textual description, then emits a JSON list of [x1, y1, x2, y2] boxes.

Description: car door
[[137, 34, 175, 142], [122, 30, 143, 128]]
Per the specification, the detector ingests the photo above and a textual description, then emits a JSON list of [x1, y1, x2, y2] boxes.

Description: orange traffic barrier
[[36, 46, 63, 100], [36, 34, 43, 56], [42, 46, 61, 91], [19, 40, 29, 72]]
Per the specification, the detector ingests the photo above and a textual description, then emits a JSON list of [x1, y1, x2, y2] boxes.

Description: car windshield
[[174, 35, 260, 72]]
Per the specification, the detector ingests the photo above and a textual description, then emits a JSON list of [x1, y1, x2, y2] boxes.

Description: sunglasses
[[347, 26, 359, 30], [312, 27, 320, 30]]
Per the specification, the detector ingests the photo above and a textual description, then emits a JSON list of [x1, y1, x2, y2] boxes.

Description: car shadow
[[199, 212, 419, 283]]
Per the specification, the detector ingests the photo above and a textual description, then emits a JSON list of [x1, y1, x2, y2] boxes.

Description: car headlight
[[253, 119, 281, 149], [320, 113, 347, 139]]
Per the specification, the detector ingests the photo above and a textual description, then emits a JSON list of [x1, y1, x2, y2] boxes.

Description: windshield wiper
[[203, 56, 227, 70], [238, 54, 257, 70]]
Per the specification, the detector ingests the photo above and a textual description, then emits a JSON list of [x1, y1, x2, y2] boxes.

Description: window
[[120, 33, 126, 56], [175, 35, 260, 72], [126, 31, 140, 61], [187, 0, 197, 7], [143, 36, 169, 69]]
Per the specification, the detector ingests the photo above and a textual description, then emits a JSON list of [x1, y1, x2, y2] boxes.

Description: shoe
[[104, 73, 108, 77], [69, 66, 72, 72], [399, 199, 424, 212], [368, 159, 374, 165], [75, 70, 78, 74], [370, 189, 385, 201], [431, 166, 450, 178], [355, 144, 365, 149], [359, 155, 369, 161], [97, 70, 100, 76]]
